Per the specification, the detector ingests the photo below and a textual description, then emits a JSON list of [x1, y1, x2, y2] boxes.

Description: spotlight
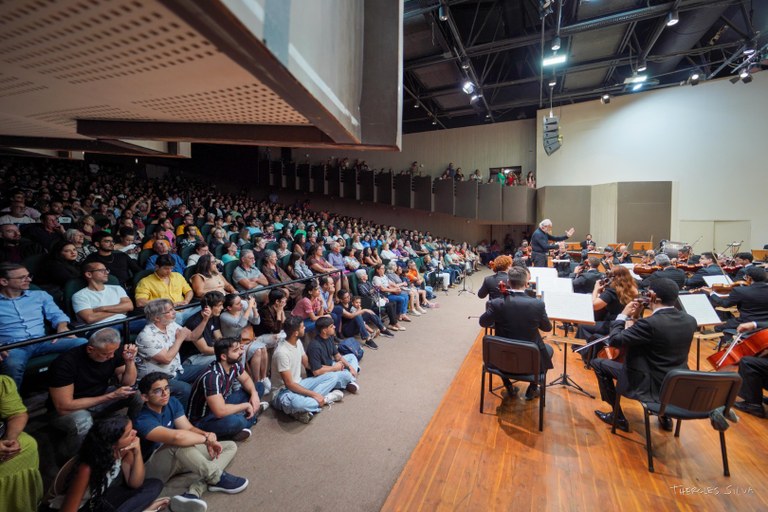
[[637, 60, 647, 72], [462, 81, 476, 94], [740, 69, 749, 79], [461, 60, 470, 70], [542, 54, 567, 66], [432, 119, 438, 125], [741, 70, 752, 84], [548, 78, 557, 87], [690, 72, 700, 86], [438, 5, 448, 22], [551, 36, 561, 51], [470, 94, 480, 103], [632, 83, 644, 91], [743, 43, 756, 56], [413, 102, 419, 109], [600, 94, 611, 104], [666, 10, 679, 27]]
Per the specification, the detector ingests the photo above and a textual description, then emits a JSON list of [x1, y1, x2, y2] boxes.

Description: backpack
[[337, 337, 364, 361]]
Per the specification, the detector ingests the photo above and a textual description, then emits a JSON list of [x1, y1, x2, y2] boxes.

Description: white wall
[[536, 72, 768, 248], [301, 118, 537, 179]]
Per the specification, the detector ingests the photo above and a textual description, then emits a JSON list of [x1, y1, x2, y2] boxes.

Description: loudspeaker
[[543, 115, 561, 156]]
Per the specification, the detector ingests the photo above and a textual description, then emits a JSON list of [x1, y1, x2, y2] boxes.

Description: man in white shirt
[[72, 262, 144, 333]]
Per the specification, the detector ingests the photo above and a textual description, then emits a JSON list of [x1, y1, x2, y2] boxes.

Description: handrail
[[1, 267, 347, 352]]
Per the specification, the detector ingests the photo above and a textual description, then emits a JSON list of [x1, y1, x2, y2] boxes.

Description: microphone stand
[[457, 266, 475, 296]]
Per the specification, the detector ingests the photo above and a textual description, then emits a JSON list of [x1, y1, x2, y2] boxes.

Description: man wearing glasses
[[72, 261, 145, 334], [0, 262, 88, 389], [134, 372, 248, 512]]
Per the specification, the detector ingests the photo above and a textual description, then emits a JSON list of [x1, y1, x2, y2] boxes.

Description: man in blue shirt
[[0, 262, 87, 388], [134, 372, 249, 512], [144, 240, 185, 274]]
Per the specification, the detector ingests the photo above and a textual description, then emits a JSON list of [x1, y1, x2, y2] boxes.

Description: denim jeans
[[386, 293, 408, 315], [341, 311, 385, 338], [1, 336, 88, 389], [272, 372, 353, 415], [169, 363, 208, 410], [192, 389, 259, 439]]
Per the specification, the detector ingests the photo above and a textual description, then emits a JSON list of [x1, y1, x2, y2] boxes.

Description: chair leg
[[674, 419, 681, 437], [720, 431, 730, 477], [488, 372, 493, 392], [539, 376, 545, 432], [644, 409, 654, 473], [480, 367, 485, 414]]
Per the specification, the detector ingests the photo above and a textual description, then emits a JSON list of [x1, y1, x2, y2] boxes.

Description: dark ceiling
[[402, 0, 768, 133]]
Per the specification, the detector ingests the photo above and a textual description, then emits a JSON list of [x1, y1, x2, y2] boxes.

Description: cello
[[707, 328, 768, 370]]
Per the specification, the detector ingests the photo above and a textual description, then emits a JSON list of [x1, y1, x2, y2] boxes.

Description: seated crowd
[[0, 157, 485, 512]]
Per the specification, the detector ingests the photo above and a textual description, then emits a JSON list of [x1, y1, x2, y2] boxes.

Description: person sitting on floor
[[271, 316, 347, 424], [134, 372, 248, 512], [306, 316, 360, 395], [187, 338, 268, 442]]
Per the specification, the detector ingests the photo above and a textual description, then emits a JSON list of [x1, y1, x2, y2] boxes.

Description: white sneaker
[[324, 390, 344, 405], [345, 381, 360, 394], [258, 401, 270, 414], [261, 377, 272, 394], [409, 309, 422, 316]]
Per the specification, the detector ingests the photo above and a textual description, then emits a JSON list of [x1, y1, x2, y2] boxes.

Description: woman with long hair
[[66, 228, 96, 263], [37, 241, 81, 296], [220, 293, 270, 391], [362, 247, 382, 267], [261, 249, 304, 302], [286, 251, 313, 280], [56, 415, 165, 512], [190, 254, 236, 298]]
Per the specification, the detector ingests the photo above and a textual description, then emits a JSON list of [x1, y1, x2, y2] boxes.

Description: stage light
[[741, 70, 753, 84], [632, 83, 644, 91], [637, 60, 647, 72], [740, 69, 749, 79], [548, 78, 557, 87], [600, 94, 611, 104], [413, 102, 419, 109], [743, 43, 756, 56], [470, 94, 481, 103], [625, 75, 647, 84], [462, 81, 476, 94], [666, 10, 679, 27], [432, 119, 437, 125], [438, 5, 447, 21], [461, 60, 470, 70], [551, 36, 561, 51], [690, 72, 700, 86], [543, 54, 567, 66]]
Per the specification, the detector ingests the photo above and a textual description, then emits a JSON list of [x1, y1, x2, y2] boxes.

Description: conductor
[[530, 219, 574, 267]]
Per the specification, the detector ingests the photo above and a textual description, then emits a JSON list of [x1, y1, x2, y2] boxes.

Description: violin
[[633, 264, 661, 276], [498, 280, 510, 296], [596, 290, 656, 363], [710, 280, 748, 294], [721, 265, 743, 275], [707, 328, 768, 370], [676, 262, 703, 273]]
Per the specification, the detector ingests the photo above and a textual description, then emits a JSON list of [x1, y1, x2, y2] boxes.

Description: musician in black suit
[[572, 257, 603, 294], [616, 245, 633, 265], [684, 252, 722, 289], [479, 266, 553, 400], [601, 247, 620, 268], [706, 266, 768, 332], [530, 219, 574, 267], [580, 234, 595, 251], [478, 255, 511, 300], [552, 242, 572, 277], [591, 278, 697, 432], [732, 252, 754, 282], [732, 320, 768, 418], [639, 254, 686, 289]]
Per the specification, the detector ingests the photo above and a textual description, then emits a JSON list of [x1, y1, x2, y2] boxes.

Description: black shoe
[[365, 339, 379, 350], [380, 329, 395, 338], [502, 385, 520, 399], [524, 384, 540, 401], [733, 400, 766, 418], [594, 410, 629, 432], [658, 415, 674, 431]]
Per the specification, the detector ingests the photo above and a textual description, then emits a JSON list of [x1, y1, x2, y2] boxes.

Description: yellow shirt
[[134, 272, 191, 303]]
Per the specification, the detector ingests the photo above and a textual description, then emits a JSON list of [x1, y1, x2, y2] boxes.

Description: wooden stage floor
[[382, 330, 767, 512]]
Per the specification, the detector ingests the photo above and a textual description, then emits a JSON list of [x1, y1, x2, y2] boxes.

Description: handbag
[[337, 337, 364, 361]]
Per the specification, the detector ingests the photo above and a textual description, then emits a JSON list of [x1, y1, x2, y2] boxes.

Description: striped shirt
[[187, 360, 243, 422]]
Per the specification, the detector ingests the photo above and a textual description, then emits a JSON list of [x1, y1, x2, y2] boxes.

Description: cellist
[[702, 266, 768, 338], [732, 320, 768, 418], [591, 279, 697, 433]]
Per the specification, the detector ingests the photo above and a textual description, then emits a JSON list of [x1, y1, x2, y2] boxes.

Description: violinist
[[616, 245, 633, 265], [601, 247, 620, 268], [478, 255, 512, 300], [479, 267, 553, 400], [552, 242, 572, 277], [640, 250, 656, 265], [530, 219, 574, 267], [732, 252, 754, 282], [514, 241, 532, 267], [684, 252, 723, 289], [732, 320, 767, 418], [676, 245, 694, 265], [639, 254, 686, 290], [572, 256, 603, 294], [591, 279, 698, 432], [576, 266, 638, 350], [703, 266, 768, 335]]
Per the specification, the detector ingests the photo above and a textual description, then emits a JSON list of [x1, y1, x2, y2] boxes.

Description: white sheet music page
[[540, 291, 595, 324], [678, 294, 724, 326]]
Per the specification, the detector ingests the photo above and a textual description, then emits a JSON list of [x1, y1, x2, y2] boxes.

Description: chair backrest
[[223, 260, 241, 285], [180, 244, 196, 262], [138, 248, 154, 268], [482, 335, 540, 376], [183, 264, 198, 282], [658, 369, 742, 414]]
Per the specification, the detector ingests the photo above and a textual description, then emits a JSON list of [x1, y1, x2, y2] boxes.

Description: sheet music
[[619, 263, 642, 281], [678, 294, 724, 326], [540, 291, 595, 324], [703, 275, 733, 286], [528, 267, 557, 283], [537, 277, 573, 294]]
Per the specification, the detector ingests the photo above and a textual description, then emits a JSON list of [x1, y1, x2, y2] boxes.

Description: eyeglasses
[[7, 274, 33, 281], [91, 268, 110, 274], [149, 385, 171, 396]]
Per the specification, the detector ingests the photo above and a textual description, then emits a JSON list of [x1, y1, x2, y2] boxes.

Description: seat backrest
[[183, 264, 198, 282], [138, 249, 154, 268], [482, 335, 540, 376], [659, 369, 742, 414], [224, 260, 241, 285]]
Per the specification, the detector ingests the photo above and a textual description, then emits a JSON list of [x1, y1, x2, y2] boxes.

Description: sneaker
[[409, 309, 422, 316], [208, 472, 249, 494], [292, 411, 313, 424], [380, 329, 395, 337], [258, 401, 270, 414], [232, 428, 252, 442], [324, 390, 344, 404], [365, 339, 379, 350], [170, 493, 207, 512], [345, 381, 360, 394], [261, 377, 272, 394]]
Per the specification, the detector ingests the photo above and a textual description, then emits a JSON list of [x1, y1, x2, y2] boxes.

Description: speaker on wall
[[543, 115, 561, 156]]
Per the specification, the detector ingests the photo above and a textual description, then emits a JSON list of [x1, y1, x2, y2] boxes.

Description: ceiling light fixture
[[600, 94, 611, 104], [548, 79, 557, 87], [625, 75, 648, 84], [637, 60, 647, 72], [432, 119, 438, 125], [438, 5, 448, 22], [543, 54, 567, 66], [461, 60, 470, 70], [462, 81, 476, 94], [743, 43, 756, 56], [413, 102, 419, 109], [740, 69, 752, 83], [690, 72, 700, 86], [666, 10, 679, 27], [551, 36, 561, 51], [632, 83, 644, 92], [470, 94, 480, 103]]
